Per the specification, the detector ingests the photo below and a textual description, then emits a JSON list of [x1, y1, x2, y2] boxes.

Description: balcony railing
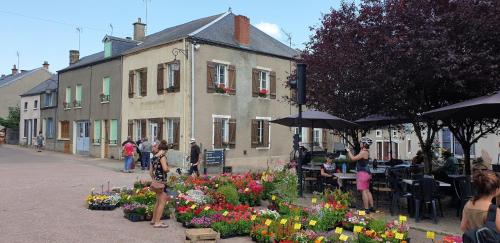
[[100, 94, 110, 102]]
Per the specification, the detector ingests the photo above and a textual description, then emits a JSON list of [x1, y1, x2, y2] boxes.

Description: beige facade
[[122, 41, 297, 171], [19, 95, 41, 146], [0, 68, 51, 125]]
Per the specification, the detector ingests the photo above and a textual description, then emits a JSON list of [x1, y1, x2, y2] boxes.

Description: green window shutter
[[110, 119, 118, 143], [65, 87, 71, 103], [76, 85, 82, 102], [104, 42, 112, 58], [94, 120, 101, 143], [103, 77, 110, 96]]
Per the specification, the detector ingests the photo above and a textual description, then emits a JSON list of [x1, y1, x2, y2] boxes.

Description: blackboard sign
[[205, 150, 224, 165]]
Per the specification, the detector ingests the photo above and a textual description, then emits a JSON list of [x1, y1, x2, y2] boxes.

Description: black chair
[[454, 175, 473, 218], [388, 175, 413, 216], [413, 178, 441, 224]]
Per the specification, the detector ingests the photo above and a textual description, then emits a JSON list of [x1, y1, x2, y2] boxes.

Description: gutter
[[191, 41, 195, 139]]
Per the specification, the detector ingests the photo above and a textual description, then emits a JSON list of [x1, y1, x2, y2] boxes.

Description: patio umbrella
[[355, 114, 410, 160], [271, 110, 358, 130], [423, 91, 500, 119]]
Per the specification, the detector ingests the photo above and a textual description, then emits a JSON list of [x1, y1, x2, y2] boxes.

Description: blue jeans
[[141, 152, 151, 169], [124, 156, 133, 171]]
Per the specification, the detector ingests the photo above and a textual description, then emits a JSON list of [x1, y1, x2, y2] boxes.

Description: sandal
[[153, 223, 169, 228], [150, 221, 155, 225]]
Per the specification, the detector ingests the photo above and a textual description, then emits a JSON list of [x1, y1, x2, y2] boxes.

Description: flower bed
[[86, 189, 121, 210]]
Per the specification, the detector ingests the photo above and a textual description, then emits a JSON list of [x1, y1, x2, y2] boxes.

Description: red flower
[[259, 89, 268, 94]]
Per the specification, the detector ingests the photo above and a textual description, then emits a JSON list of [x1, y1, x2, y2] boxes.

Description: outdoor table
[[350, 168, 386, 174], [402, 179, 451, 187], [333, 173, 357, 189]]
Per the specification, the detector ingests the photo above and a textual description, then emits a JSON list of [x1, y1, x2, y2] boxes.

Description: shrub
[[217, 184, 239, 205], [367, 219, 386, 233]]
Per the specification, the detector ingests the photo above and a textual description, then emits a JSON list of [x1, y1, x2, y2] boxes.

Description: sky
[[0, 0, 344, 74]]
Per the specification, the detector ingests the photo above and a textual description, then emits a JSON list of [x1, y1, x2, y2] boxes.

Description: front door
[[150, 122, 158, 141], [76, 121, 90, 155]]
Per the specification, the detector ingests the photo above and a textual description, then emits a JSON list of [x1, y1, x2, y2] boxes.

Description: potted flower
[[215, 84, 227, 94], [259, 89, 268, 97]]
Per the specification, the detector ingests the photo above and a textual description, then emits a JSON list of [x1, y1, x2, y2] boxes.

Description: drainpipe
[[191, 42, 195, 139]]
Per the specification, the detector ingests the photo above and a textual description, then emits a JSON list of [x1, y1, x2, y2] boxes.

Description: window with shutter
[[269, 71, 276, 99], [102, 77, 110, 102], [253, 117, 271, 148], [173, 61, 180, 92], [207, 62, 216, 93], [213, 118, 223, 149], [228, 65, 236, 95], [140, 119, 147, 139], [93, 120, 101, 144], [173, 119, 180, 150], [110, 120, 118, 145], [128, 120, 133, 138], [252, 69, 259, 97], [140, 69, 147, 96], [128, 71, 134, 98], [228, 118, 236, 148], [157, 64, 164, 94], [251, 119, 258, 148]]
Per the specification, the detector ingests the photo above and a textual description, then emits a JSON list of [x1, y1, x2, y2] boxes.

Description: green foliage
[[272, 170, 298, 203], [212, 221, 233, 237], [0, 106, 20, 129], [216, 184, 239, 205], [176, 212, 194, 223], [235, 220, 252, 235], [262, 181, 275, 200], [367, 219, 386, 233]]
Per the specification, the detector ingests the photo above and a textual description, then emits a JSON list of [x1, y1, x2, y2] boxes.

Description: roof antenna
[[109, 24, 114, 36], [228, 7, 232, 13], [76, 27, 82, 52], [16, 51, 20, 70], [142, 0, 151, 34]]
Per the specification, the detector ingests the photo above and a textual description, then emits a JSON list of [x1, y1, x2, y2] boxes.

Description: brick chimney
[[133, 18, 146, 41], [42, 61, 49, 70], [234, 15, 250, 45], [69, 50, 80, 65], [11, 64, 18, 75]]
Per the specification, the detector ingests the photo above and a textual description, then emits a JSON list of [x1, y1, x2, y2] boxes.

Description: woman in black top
[[320, 154, 338, 188], [149, 140, 170, 228], [347, 137, 374, 214]]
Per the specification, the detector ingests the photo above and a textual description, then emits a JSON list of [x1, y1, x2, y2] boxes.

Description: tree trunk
[[463, 144, 472, 175]]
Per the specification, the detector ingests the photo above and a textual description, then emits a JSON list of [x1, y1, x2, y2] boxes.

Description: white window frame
[[256, 116, 271, 149], [166, 119, 174, 144], [166, 63, 175, 88], [259, 70, 269, 91], [313, 128, 322, 146], [45, 92, 53, 107], [149, 121, 158, 141], [135, 70, 142, 97], [135, 120, 142, 141], [375, 130, 382, 137], [215, 64, 228, 87], [212, 114, 231, 150]]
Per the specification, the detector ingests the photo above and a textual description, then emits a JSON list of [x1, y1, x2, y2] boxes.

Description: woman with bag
[[149, 140, 170, 228]]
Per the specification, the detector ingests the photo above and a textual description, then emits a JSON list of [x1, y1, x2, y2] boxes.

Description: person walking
[[35, 132, 44, 152], [140, 137, 152, 170], [347, 137, 375, 214], [188, 138, 201, 177], [122, 138, 135, 173], [149, 140, 170, 228]]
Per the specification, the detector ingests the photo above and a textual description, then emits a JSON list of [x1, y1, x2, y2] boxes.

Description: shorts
[[357, 171, 371, 191]]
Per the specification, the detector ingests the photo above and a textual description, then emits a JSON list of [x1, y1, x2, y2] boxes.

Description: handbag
[[150, 181, 165, 193]]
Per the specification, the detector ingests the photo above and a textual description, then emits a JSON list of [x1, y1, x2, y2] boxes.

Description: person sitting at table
[[434, 150, 459, 183], [347, 137, 375, 214], [460, 170, 500, 232], [320, 154, 338, 188]]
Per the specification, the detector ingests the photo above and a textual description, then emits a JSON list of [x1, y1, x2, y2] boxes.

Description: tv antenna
[[280, 28, 293, 48], [76, 27, 82, 51], [16, 51, 20, 70], [109, 24, 113, 36], [142, 0, 151, 34]]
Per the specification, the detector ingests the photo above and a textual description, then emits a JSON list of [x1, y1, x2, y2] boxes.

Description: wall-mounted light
[[171, 47, 188, 71]]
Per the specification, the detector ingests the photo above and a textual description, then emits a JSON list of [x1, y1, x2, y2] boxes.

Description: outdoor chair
[[303, 170, 320, 193], [413, 178, 442, 224], [388, 175, 412, 216], [372, 168, 392, 207], [454, 175, 473, 218]]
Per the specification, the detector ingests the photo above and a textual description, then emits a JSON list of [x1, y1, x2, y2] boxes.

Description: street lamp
[[171, 47, 188, 71]]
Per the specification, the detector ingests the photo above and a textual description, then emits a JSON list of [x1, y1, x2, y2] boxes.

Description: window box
[[63, 102, 71, 109], [73, 100, 82, 108], [258, 89, 268, 98], [100, 93, 110, 102], [215, 84, 231, 94]]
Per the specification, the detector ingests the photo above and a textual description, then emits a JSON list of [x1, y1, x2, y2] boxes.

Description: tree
[[300, 0, 500, 173], [0, 106, 20, 129]]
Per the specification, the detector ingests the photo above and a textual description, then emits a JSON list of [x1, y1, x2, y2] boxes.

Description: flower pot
[[126, 213, 145, 222]]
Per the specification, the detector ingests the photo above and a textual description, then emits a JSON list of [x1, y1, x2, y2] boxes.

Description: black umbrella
[[271, 110, 358, 130], [423, 91, 500, 119]]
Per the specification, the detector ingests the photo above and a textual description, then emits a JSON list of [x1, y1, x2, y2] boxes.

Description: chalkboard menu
[[205, 150, 224, 165]]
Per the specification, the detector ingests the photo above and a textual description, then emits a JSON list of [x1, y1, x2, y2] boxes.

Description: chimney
[[234, 15, 250, 45], [11, 64, 18, 75], [133, 18, 146, 41], [69, 50, 80, 65], [42, 61, 49, 70]]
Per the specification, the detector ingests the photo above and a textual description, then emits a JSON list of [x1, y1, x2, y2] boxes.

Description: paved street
[[0, 145, 459, 243], [0, 145, 250, 243]]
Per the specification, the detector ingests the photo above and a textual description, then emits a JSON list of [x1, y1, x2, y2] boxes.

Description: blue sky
[[0, 0, 344, 74]]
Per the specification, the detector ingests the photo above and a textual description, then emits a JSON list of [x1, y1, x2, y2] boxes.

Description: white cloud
[[255, 22, 282, 40]]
